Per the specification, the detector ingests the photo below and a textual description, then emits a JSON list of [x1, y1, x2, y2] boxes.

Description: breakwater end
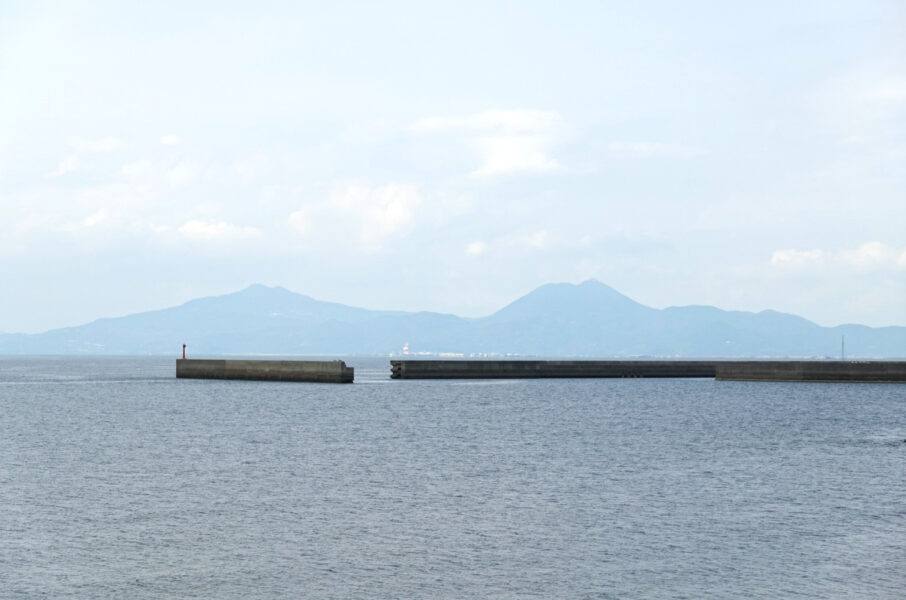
[[177, 359, 354, 383], [715, 360, 906, 382], [390, 359, 906, 382]]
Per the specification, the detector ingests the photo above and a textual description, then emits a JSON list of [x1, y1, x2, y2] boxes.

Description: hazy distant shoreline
[[1, 281, 903, 357]]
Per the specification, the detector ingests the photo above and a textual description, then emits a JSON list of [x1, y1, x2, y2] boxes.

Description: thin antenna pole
[[841, 336, 845, 361]]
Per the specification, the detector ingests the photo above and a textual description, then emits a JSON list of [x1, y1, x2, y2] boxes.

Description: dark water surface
[[1, 357, 904, 598]]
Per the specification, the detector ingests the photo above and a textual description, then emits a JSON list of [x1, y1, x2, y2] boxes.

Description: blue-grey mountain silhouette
[[0, 280, 903, 357]]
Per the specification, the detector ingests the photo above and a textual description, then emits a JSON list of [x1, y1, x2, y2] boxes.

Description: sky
[[1, 0, 904, 333]]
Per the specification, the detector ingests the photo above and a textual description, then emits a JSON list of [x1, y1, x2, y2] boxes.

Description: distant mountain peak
[[237, 283, 290, 294], [226, 284, 304, 301], [577, 278, 626, 293], [490, 279, 650, 322], [1, 280, 902, 356]]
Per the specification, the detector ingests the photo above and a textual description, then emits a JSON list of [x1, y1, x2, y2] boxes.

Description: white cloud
[[607, 141, 704, 159], [502, 229, 553, 250], [867, 81, 906, 104], [287, 182, 423, 248], [148, 223, 173, 234], [6, 194, 125, 239], [9, 212, 60, 236], [177, 220, 260, 240], [839, 241, 895, 267], [47, 155, 79, 178], [770, 248, 826, 267], [334, 182, 421, 243], [411, 109, 563, 176], [234, 160, 257, 181], [524, 229, 550, 249], [232, 156, 272, 183], [472, 135, 559, 175], [120, 159, 155, 183], [70, 137, 125, 153], [839, 242, 894, 267], [118, 158, 199, 189], [167, 160, 197, 187], [287, 207, 311, 235], [55, 209, 116, 234], [831, 72, 906, 124], [78, 209, 108, 228], [772, 242, 906, 270], [160, 134, 182, 145], [411, 109, 561, 135], [466, 241, 487, 256]]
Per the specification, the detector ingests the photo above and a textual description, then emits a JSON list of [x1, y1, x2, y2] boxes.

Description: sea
[[1, 356, 904, 599]]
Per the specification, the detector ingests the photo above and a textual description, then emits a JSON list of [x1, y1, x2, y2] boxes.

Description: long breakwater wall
[[174, 359, 906, 383], [176, 359, 354, 383], [391, 360, 717, 379], [390, 359, 906, 382]]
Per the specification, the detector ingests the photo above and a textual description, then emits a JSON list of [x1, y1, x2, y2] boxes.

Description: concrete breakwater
[[176, 359, 354, 383], [391, 359, 906, 382], [174, 359, 906, 383], [715, 360, 906, 382], [390, 359, 718, 379]]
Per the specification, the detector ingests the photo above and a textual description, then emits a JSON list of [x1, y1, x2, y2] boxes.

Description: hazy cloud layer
[[287, 182, 422, 248], [772, 242, 906, 270], [177, 220, 261, 241], [0, 1, 904, 332], [412, 109, 563, 175]]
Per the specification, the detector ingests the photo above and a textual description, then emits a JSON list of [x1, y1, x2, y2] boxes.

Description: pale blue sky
[[1, 0, 904, 332]]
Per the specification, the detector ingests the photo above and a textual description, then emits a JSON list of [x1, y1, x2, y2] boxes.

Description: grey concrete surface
[[390, 360, 718, 379], [176, 359, 354, 383], [391, 359, 906, 382], [715, 361, 906, 382]]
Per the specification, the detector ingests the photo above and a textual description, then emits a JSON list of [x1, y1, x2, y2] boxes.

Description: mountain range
[[1, 280, 904, 357]]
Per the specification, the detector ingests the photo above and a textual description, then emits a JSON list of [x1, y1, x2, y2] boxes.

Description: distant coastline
[[1, 280, 904, 357]]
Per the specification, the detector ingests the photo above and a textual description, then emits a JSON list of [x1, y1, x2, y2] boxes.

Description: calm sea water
[[1, 356, 904, 599]]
